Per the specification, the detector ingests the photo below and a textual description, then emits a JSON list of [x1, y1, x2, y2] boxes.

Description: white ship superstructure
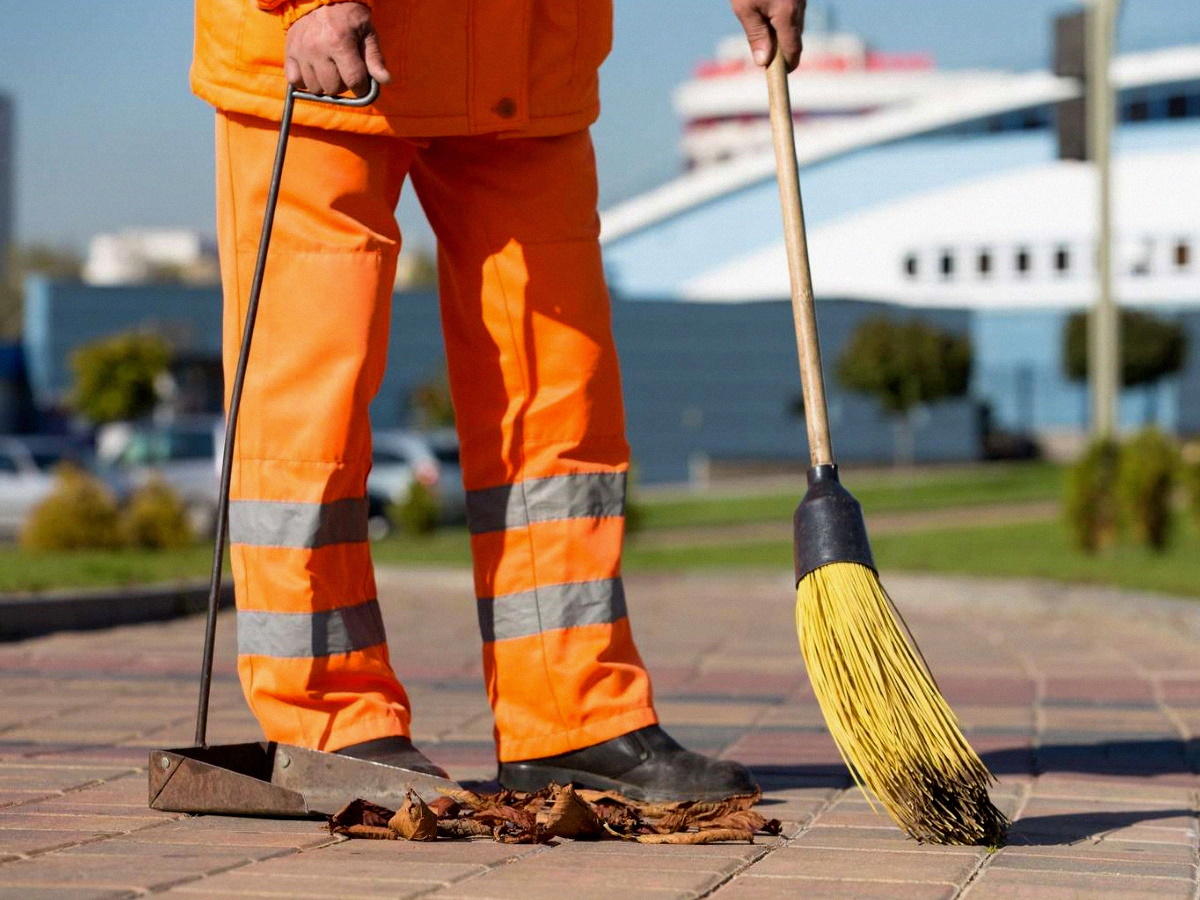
[[676, 29, 1012, 169]]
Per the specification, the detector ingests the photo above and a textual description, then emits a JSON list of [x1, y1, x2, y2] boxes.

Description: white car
[[367, 429, 466, 538], [0, 436, 117, 539], [111, 417, 224, 538]]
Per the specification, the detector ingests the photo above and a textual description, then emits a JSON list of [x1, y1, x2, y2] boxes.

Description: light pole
[[1085, 0, 1122, 440]]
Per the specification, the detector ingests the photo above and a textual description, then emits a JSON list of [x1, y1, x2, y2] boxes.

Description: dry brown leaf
[[539, 785, 606, 840], [329, 798, 396, 835], [635, 829, 755, 845], [429, 796, 462, 819], [701, 811, 775, 833], [437, 818, 492, 839], [388, 789, 438, 841], [343, 824, 400, 840]]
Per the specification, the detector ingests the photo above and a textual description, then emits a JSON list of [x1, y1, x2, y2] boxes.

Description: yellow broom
[[765, 51, 1008, 846]]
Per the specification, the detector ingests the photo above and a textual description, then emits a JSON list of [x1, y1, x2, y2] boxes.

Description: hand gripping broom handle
[[193, 80, 380, 748], [766, 53, 834, 469]]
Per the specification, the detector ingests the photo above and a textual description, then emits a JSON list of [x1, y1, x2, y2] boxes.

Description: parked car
[[0, 436, 120, 539], [111, 417, 224, 538], [367, 428, 465, 539]]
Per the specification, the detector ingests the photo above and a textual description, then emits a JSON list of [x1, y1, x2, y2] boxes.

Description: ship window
[[1016, 247, 1031, 274], [1128, 99, 1149, 121], [903, 254, 918, 278], [939, 251, 955, 278], [1131, 239, 1153, 276], [1054, 246, 1070, 273], [1168, 95, 1188, 118], [1175, 241, 1191, 269], [977, 250, 993, 276]]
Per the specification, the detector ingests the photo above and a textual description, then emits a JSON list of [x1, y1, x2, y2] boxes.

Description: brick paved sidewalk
[[1, 567, 1199, 899]]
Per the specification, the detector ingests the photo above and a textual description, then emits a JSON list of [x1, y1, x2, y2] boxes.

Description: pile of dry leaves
[[329, 785, 780, 845]]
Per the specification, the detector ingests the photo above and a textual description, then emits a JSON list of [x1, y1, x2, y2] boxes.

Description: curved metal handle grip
[[293, 78, 380, 107]]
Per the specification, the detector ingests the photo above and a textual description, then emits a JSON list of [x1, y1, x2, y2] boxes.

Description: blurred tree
[[70, 332, 172, 425], [409, 368, 455, 428], [837, 316, 972, 466], [1063, 310, 1187, 423]]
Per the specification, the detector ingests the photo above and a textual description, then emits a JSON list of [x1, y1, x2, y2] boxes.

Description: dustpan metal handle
[[766, 53, 834, 468], [194, 81, 378, 747]]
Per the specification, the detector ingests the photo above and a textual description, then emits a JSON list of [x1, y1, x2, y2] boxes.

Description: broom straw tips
[[796, 561, 1009, 846]]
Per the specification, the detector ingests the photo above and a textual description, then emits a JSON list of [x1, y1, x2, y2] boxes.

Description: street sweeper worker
[[191, 0, 805, 801]]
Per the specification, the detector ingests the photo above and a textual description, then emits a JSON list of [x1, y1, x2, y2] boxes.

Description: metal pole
[[1086, 0, 1121, 440]]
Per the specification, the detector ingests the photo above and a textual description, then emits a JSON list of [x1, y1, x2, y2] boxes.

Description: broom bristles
[[797, 561, 1009, 846]]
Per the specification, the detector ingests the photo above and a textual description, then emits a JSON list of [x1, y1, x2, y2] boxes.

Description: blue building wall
[[971, 307, 1195, 436], [20, 279, 980, 483]]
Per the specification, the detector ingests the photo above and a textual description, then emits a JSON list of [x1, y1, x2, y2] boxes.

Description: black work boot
[[498, 725, 758, 802], [335, 736, 449, 779]]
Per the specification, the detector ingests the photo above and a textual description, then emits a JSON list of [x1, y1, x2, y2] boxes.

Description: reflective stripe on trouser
[[216, 112, 656, 759]]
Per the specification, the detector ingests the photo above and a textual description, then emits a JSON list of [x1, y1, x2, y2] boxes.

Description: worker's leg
[[214, 111, 416, 751], [410, 131, 657, 763]]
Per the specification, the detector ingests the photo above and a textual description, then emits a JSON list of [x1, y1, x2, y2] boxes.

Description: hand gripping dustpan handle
[[765, 53, 834, 468], [194, 80, 380, 747]]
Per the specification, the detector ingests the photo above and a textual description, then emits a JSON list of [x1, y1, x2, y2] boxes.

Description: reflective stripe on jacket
[[192, 0, 614, 137]]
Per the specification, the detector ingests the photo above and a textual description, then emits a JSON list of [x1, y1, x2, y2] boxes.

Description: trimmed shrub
[[1117, 428, 1178, 553], [1063, 439, 1120, 554], [120, 478, 195, 550], [1183, 442, 1200, 536], [394, 481, 439, 537], [20, 465, 123, 551]]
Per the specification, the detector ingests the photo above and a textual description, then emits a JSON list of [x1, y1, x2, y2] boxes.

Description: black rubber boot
[[498, 725, 758, 802], [335, 736, 449, 779]]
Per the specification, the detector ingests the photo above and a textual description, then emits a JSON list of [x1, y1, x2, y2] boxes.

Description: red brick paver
[[1, 567, 1198, 898]]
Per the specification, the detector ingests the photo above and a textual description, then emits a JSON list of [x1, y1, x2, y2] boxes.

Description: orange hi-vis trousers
[[215, 112, 658, 762]]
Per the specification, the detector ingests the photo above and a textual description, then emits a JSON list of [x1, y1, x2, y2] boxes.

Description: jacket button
[[493, 98, 517, 119]]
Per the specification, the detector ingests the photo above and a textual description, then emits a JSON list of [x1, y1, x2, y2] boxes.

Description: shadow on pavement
[[982, 739, 1200, 778], [750, 739, 1200, 788], [1005, 808, 1196, 845], [750, 740, 1200, 844]]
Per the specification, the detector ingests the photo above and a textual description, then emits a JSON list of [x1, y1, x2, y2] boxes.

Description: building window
[[903, 254, 918, 278], [940, 251, 955, 278], [977, 249, 993, 276], [1054, 246, 1070, 273], [1016, 247, 1031, 275], [1175, 241, 1191, 270]]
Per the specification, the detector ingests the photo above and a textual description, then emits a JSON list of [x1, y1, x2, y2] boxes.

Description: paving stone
[[965, 867, 1194, 899], [712, 875, 959, 899], [749, 846, 982, 883]]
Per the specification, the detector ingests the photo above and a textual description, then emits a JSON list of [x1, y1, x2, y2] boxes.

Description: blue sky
[[1, 0, 1197, 252]]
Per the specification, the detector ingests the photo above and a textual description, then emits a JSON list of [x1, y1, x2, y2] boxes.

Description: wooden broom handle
[[767, 52, 834, 468]]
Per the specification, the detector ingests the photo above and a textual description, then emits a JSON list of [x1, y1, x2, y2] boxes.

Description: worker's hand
[[731, 0, 806, 71], [284, 1, 391, 97]]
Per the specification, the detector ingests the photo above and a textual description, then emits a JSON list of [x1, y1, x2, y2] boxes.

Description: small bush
[[120, 478, 195, 549], [393, 481, 439, 537], [1183, 442, 1200, 535], [1117, 428, 1178, 552], [1063, 438, 1120, 554], [20, 465, 123, 551]]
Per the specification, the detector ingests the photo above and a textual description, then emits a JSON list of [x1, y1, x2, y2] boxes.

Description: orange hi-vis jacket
[[191, 0, 614, 137]]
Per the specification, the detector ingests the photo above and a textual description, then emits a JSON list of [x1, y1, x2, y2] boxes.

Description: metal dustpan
[[150, 80, 462, 817]]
